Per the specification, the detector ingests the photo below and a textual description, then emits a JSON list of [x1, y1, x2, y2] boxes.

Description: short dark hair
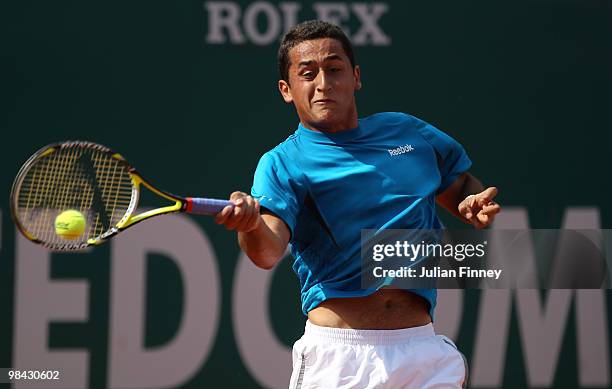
[[278, 20, 356, 82]]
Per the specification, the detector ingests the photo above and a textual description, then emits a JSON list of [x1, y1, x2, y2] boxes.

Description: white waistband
[[304, 321, 435, 345]]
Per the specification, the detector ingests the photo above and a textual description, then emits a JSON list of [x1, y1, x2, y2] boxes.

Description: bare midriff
[[307, 289, 431, 330]]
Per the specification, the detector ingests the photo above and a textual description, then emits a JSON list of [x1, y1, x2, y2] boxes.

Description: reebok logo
[[388, 144, 414, 156]]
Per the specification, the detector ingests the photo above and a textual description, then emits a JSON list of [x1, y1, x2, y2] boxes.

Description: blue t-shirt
[[251, 112, 472, 318]]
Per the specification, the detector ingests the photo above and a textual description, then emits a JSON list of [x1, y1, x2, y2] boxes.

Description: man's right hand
[[214, 191, 261, 232], [216, 191, 290, 269]]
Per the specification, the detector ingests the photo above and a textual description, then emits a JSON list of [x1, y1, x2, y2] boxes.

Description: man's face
[[279, 38, 361, 132]]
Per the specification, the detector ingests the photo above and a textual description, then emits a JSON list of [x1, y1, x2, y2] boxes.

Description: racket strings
[[15, 145, 134, 247], [88, 151, 133, 238]]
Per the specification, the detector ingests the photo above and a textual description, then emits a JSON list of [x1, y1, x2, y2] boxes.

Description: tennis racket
[[10, 141, 232, 251]]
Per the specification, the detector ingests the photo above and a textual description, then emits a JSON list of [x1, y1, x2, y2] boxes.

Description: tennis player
[[216, 20, 500, 389]]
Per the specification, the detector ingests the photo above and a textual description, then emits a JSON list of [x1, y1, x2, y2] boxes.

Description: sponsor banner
[[1, 208, 611, 388], [204, 1, 391, 46]]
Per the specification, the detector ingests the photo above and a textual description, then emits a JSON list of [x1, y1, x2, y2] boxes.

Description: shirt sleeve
[[414, 116, 473, 193], [251, 151, 303, 236]]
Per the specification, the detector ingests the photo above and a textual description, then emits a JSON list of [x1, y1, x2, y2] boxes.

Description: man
[[216, 20, 500, 389]]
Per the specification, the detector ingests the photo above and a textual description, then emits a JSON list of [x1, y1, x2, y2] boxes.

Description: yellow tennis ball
[[54, 210, 86, 240]]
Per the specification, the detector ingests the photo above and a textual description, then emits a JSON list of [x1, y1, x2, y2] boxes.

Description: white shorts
[[289, 321, 467, 389]]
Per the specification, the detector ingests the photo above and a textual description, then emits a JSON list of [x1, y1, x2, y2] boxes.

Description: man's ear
[[354, 65, 362, 91], [278, 80, 293, 103]]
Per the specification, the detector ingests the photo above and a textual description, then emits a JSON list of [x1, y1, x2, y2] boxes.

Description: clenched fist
[[215, 191, 261, 232]]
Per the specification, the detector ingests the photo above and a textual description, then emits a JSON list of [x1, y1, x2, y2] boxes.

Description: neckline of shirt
[[296, 120, 364, 142]]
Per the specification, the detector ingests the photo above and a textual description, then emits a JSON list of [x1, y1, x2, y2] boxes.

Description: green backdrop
[[1, 1, 611, 388]]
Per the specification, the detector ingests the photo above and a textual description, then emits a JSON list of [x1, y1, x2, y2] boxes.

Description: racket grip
[[186, 197, 233, 215]]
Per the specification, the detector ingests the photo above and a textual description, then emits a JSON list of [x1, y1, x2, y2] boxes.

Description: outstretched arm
[[436, 173, 501, 228]]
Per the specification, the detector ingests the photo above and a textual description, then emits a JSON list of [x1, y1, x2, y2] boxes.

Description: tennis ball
[[54, 210, 86, 240]]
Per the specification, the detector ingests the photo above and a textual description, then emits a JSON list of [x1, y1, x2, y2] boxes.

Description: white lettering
[[234, 251, 292, 388], [205, 1, 245, 44], [279, 2, 301, 37], [372, 244, 384, 261], [435, 290, 464, 342], [387, 144, 414, 156], [516, 290, 572, 387], [351, 3, 390, 45], [244, 2, 281, 45], [108, 214, 220, 388], [204, 1, 391, 46], [564, 208, 610, 386], [471, 207, 610, 387], [313, 3, 350, 33], [14, 236, 89, 388]]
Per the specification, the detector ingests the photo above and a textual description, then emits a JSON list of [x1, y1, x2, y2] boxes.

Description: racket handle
[[186, 197, 233, 215]]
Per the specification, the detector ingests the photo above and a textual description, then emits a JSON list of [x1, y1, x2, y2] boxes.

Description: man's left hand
[[458, 187, 501, 229]]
